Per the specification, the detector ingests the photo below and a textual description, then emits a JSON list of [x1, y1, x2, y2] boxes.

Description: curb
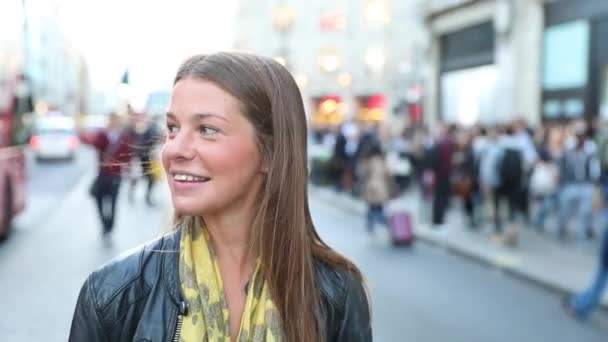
[[309, 185, 608, 310]]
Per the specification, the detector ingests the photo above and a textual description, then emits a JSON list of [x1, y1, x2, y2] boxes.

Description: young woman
[[69, 52, 371, 342]]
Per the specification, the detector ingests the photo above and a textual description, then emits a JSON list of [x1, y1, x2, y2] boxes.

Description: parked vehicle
[[30, 114, 79, 161]]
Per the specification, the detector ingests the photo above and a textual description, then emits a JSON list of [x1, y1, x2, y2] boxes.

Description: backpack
[[498, 148, 523, 188]]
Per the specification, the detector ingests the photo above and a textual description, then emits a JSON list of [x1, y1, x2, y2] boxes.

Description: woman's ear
[[260, 160, 270, 174], [259, 146, 270, 174]]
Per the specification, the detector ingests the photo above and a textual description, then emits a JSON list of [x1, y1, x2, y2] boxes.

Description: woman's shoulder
[[314, 258, 372, 340], [84, 229, 181, 306], [313, 258, 367, 309]]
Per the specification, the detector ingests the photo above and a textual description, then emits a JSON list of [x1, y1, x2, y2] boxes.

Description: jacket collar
[[160, 227, 183, 307]]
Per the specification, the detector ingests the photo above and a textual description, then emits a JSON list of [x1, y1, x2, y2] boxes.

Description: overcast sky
[[56, 0, 238, 106]]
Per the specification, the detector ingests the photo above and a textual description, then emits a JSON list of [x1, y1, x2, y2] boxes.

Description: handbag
[[530, 163, 558, 196], [451, 174, 473, 198]]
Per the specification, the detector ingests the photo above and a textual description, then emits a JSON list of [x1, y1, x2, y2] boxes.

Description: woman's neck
[[203, 211, 254, 274]]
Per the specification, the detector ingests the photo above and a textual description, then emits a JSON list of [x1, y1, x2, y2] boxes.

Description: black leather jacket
[[69, 228, 372, 341]]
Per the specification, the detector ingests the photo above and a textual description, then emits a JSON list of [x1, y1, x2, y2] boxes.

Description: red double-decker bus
[[0, 74, 27, 240]]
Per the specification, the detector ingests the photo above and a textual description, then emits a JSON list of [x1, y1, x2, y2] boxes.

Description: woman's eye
[[200, 126, 219, 136], [166, 124, 179, 134]]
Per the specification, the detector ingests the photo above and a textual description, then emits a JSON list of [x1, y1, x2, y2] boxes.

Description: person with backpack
[[493, 127, 525, 246], [513, 120, 538, 223]]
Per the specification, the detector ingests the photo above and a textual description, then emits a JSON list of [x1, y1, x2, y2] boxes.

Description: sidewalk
[[309, 185, 608, 307]]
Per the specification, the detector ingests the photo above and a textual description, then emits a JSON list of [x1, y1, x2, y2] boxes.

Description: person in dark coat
[[431, 124, 456, 226], [126, 112, 160, 206], [84, 113, 133, 235]]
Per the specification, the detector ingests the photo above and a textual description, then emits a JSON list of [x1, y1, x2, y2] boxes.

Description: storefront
[[439, 21, 497, 125], [310, 95, 346, 129], [425, 0, 544, 126], [543, 0, 608, 121], [355, 94, 387, 123]]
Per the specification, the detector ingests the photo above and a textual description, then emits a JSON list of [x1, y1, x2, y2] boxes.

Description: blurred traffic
[[1, 0, 608, 341]]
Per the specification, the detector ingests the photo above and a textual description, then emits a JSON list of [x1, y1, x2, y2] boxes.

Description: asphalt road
[[0, 151, 607, 341], [310, 198, 608, 341]]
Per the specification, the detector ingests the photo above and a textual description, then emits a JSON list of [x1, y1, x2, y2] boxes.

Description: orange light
[[321, 99, 338, 113]]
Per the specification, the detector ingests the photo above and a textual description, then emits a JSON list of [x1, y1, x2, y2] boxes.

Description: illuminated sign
[[320, 11, 347, 32]]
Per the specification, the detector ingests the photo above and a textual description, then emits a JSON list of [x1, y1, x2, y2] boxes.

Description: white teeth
[[173, 173, 207, 182]]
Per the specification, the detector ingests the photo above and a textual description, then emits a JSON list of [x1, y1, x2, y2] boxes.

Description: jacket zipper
[[172, 300, 188, 342]]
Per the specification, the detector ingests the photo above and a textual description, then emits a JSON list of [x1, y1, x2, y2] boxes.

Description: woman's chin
[[172, 199, 209, 217]]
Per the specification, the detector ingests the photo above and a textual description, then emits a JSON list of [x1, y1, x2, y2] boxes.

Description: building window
[[543, 20, 590, 91], [441, 65, 497, 125], [440, 21, 494, 72]]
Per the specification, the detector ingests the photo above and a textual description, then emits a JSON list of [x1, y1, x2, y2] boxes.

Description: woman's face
[[162, 78, 264, 216]]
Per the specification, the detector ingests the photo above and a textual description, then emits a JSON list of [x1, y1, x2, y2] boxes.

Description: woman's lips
[[170, 177, 210, 191]]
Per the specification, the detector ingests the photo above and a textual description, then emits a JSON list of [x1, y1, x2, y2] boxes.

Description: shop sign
[[320, 10, 347, 32]]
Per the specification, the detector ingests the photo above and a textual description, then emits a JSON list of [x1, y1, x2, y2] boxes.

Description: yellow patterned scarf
[[179, 221, 283, 341]]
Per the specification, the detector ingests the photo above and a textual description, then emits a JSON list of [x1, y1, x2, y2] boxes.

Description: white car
[[30, 115, 80, 161]]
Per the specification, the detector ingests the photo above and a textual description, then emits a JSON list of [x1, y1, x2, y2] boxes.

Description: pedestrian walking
[[331, 122, 358, 192], [558, 128, 600, 240], [69, 52, 371, 342], [563, 227, 608, 319], [126, 111, 161, 206], [430, 124, 456, 227], [493, 127, 525, 245], [361, 143, 391, 233], [452, 131, 478, 228], [85, 113, 132, 236], [529, 149, 559, 231]]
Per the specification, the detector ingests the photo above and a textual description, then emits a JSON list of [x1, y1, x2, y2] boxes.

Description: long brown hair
[[172, 52, 364, 341]]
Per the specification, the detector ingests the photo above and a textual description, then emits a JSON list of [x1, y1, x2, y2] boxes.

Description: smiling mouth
[[172, 173, 211, 182]]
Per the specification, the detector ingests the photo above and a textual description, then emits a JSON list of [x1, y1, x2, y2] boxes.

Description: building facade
[[542, 0, 608, 121], [424, 0, 544, 126], [235, 0, 428, 133], [22, 0, 87, 116], [0, 0, 27, 113]]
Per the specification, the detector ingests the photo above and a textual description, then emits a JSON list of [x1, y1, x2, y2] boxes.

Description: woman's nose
[[163, 131, 196, 161]]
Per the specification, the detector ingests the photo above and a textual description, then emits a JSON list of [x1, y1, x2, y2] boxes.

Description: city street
[[0, 147, 170, 341], [0, 148, 607, 341]]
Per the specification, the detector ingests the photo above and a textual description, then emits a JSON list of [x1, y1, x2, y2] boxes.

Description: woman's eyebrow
[[165, 112, 228, 123], [192, 112, 229, 123], [166, 112, 177, 121]]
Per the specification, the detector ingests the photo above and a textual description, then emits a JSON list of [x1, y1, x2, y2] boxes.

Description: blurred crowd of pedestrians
[[312, 119, 608, 242], [310, 117, 608, 319]]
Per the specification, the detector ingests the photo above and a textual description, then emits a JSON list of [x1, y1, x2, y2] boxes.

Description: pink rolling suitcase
[[388, 211, 415, 246]]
